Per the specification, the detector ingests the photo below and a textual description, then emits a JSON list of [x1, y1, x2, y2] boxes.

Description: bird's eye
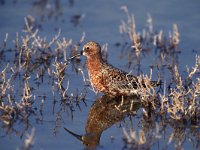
[[86, 46, 89, 50]]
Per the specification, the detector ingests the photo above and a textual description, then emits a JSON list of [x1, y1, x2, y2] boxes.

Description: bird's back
[[99, 62, 160, 96]]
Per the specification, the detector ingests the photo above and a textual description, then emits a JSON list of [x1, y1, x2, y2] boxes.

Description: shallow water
[[0, 0, 200, 150]]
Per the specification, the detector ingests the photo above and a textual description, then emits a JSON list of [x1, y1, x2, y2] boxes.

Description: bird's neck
[[86, 54, 103, 71]]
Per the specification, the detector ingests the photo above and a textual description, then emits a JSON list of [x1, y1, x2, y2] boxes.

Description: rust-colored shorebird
[[80, 41, 160, 96]]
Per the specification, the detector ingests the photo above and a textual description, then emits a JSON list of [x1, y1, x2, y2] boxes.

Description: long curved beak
[[64, 52, 83, 64], [64, 127, 83, 141], [68, 52, 82, 60]]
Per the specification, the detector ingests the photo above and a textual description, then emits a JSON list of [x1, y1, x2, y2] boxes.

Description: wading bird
[[79, 41, 160, 96]]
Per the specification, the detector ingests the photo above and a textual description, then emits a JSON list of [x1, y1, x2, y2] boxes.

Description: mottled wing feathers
[[100, 64, 138, 94], [101, 63, 159, 95]]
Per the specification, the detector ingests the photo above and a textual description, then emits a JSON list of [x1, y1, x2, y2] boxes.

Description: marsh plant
[[0, 16, 86, 138], [118, 6, 200, 150]]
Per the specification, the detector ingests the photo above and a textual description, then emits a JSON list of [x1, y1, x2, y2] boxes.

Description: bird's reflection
[[64, 94, 141, 149]]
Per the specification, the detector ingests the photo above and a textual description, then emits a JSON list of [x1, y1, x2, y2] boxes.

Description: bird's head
[[81, 41, 101, 58]]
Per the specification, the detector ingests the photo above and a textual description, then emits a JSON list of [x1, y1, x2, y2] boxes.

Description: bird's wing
[[101, 64, 139, 91]]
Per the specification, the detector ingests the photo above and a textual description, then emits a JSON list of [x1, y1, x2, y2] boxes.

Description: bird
[[80, 41, 160, 96]]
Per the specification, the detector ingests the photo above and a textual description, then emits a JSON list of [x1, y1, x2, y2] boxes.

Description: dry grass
[[120, 6, 142, 67], [19, 128, 35, 150], [118, 6, 200, 149], [119, 6, 199, 122], [0, 16, 86, 138]]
